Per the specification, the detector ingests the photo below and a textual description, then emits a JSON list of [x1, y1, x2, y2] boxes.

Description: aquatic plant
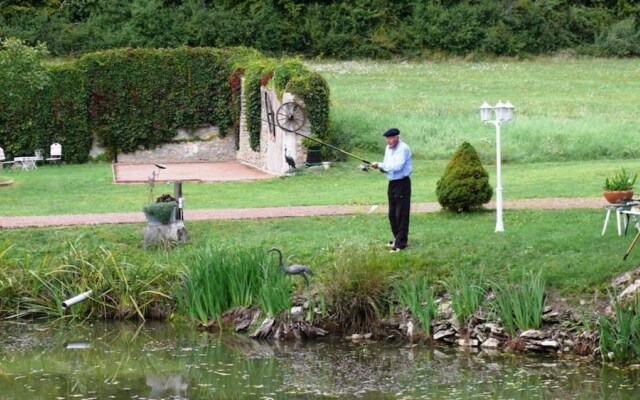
[[0, 242, 174, 320], [444, 269, 485, 331], [323, 247, 394, 335], [395, 275, 437, 336], [599, 294, 640, 364], [257, 259, 292, 317], [176, 245, 270, 325], [490, 268, 546, 337]]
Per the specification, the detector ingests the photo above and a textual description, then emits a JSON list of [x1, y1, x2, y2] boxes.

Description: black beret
[[383, 128, 400, 137]]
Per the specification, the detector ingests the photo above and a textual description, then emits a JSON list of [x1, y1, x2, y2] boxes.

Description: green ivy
[[79, 47, 235, 158], [1, 45, 332, 162]]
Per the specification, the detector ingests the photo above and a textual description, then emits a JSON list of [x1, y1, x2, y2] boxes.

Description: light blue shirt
[[379, 140, 412, 181]]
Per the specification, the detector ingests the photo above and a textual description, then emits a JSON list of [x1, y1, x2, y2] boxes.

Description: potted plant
[[302, 134, 323, 166], [603, 167, 637, 204], [143, 194, 178, 225]]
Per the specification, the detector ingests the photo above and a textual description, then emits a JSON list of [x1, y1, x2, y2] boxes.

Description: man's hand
[[371, 162, 379, 169]]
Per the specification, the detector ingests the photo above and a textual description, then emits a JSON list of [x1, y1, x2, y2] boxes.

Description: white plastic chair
[[46, 143, 62, 164], [0, 146, 15, 173]]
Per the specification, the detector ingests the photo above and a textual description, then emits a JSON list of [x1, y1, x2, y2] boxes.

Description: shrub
[[436, 141, 493, 212], [596, 17, 640, 57]]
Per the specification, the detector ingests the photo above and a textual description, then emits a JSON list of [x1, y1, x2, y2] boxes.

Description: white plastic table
[[13, 156, 38, 171]]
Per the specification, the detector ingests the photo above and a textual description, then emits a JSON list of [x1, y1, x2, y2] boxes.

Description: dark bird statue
[[284, 148, 296, 170], [268, 247, 314, 285]]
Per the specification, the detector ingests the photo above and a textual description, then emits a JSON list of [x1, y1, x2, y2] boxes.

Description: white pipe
[[64, 342, 91, 349], [62, 289, 93, 310]]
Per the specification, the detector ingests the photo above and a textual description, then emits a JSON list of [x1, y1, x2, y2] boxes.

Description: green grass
[[0, 207, 631, 298], [3, 158, 640, 216], [310, 59, 640, 163], [2, 58, 640, 335]]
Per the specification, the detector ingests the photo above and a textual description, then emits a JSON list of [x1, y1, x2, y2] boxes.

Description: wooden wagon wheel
[[276, 102, 306, 132]]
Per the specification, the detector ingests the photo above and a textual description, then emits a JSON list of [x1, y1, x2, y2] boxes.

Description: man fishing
[[371, 128, 413, 252]]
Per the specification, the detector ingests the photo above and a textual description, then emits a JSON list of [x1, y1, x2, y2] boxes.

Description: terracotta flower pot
[[603, 190, 634, 204]]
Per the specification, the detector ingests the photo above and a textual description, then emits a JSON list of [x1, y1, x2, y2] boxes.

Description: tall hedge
[[0, 45, 333, 163], [0, 59, 89, 163], [80, 47, 235, 159]]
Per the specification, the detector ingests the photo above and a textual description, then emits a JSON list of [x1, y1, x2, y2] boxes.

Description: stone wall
[[96, 84, 307, 176], [236, 87, 307, 174], [115, 126, 236, 164]]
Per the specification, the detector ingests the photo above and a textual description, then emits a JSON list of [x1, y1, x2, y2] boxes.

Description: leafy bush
[[596, 17, 640, 57], [436, 141, 493, 212]]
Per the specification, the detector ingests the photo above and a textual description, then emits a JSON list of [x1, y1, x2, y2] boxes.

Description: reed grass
[[395, 275, 437, 336], [257, 260, 292, 317], [176, 245, 293, 324], [444, 269, 485, 329], [491, 269, 546, 337], [320, 246, 395, 334], [0, 242, 174, 320], [598, 294, 640, 364]]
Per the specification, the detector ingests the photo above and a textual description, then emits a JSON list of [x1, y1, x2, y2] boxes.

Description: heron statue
[[267, 247, 314, 285], [284, 148, 296, 170]]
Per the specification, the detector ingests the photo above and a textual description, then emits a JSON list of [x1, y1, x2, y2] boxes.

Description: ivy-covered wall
[[0, 61, 90, 163], [81, 47, 234, 160], [0, 46, 332, 165]]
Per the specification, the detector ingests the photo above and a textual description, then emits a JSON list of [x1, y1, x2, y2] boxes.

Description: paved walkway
[[0, 197, 605, 228]]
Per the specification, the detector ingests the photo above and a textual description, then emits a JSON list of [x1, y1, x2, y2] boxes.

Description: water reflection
[[0, 321, 639, 399], [147, 373, 188, 399]]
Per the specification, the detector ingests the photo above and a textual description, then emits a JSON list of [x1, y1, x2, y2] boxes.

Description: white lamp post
[[480, 100, 514, 232]]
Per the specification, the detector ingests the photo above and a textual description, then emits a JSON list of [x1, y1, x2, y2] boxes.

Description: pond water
[[1, 321, 640, 399]]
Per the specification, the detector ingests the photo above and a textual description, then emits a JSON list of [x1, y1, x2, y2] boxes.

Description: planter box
[[143, 201, 178, 225]]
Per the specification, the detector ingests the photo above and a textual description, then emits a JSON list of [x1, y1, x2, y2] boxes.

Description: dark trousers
[[388, 176, 411, 248]]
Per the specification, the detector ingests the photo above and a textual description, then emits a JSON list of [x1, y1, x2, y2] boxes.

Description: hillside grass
[[310, 58, 640, 163]]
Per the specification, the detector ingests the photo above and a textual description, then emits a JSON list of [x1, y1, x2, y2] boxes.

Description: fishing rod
[[266, 100, 373, 169]]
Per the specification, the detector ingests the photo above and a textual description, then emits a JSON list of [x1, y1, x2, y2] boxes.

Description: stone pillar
[[142, 221, 189, 249]]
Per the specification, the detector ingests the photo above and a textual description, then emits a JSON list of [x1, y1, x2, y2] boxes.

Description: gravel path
[[0, 197, 605, 229]]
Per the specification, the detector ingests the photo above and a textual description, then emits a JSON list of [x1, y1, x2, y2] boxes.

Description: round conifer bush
[[436, 141, 493, 212]]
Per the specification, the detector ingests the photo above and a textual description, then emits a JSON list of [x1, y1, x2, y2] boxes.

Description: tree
[[436, 141, 493, 212], [0, 37, 50, 104]]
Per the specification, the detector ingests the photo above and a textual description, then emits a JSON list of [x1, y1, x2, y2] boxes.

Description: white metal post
[[492, 120, 504, 232], [480, 101, 513, 233]]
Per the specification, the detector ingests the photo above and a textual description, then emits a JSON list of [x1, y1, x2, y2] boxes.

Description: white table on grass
[[13, 156, 38, 171]]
